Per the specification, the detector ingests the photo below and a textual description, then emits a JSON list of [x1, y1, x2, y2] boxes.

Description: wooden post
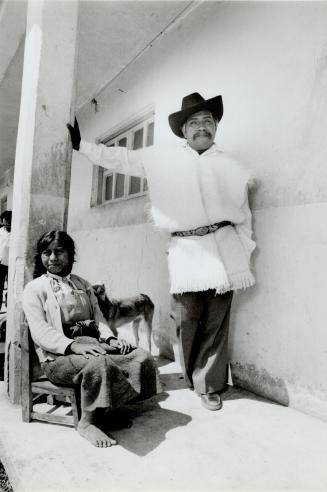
[[5, 0, 79, 403], [20, 322, 32, 422]]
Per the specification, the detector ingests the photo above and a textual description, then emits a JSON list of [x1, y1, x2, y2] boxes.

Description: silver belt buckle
[[195, 226, 209, 236], [208, 223, 219, 233]]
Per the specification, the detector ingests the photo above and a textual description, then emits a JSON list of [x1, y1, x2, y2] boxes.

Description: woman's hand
[[70, 341, 106, 359], [109, 338, 133, 355]]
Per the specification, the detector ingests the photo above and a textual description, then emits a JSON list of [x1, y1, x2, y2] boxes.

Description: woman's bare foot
[[78, 422, 117, 447]]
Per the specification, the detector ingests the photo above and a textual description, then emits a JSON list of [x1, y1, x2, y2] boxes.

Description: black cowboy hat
[[168, 92, 223, 138]]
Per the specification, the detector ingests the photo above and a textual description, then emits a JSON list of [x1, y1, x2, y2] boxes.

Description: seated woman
[[22, 230, 159, 448]]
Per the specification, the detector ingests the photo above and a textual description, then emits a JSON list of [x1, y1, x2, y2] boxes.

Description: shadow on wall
[[230, 362, 290, 407], [229, 183, 290, 407], [153, 329, 174, 360], [153, 306, 177, 361], [248, 184, 260, 267]]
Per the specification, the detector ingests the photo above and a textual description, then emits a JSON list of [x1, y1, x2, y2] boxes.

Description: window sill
[[93, 191, 148, 207]]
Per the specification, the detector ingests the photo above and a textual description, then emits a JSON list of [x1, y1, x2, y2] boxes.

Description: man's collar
[[184, 142, 218, 156]]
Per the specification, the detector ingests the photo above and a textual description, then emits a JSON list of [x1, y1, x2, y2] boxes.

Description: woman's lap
[[43, 353, 98, 385], [42, 348, 159, 409]]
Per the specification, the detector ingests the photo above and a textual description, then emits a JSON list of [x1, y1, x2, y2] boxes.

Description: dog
[[92, 283, 154, 352]]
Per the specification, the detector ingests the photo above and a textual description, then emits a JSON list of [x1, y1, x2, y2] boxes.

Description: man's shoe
[[200, 392, 222, 411]]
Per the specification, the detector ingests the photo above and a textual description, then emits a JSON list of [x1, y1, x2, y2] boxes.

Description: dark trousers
[[0, 264, 8, 312], [171, 289, 233, 395]]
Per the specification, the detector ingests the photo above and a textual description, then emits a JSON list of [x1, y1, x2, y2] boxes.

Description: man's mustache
[[193, 130, 212, 140]]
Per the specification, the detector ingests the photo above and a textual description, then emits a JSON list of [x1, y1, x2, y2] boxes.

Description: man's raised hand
[[67, 117, 81, 151]]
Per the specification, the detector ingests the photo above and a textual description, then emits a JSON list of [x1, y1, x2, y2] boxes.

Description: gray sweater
[[23, 273, 114, 362]]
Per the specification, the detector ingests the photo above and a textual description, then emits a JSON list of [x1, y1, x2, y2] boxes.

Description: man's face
[[182, 110, 217, 152]]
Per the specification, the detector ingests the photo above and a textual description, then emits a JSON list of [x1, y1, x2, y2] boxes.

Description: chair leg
[[70, 390, 80, 429], [21, 385, 33, 423], [47, 395, 55, 405]]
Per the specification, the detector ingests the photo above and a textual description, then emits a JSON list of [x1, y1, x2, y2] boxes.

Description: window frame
[[92, 112, 154, 206]]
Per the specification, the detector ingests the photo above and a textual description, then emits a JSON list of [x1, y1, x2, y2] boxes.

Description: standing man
[[0, 210, 11, 312], [67, 92, 256, 411]]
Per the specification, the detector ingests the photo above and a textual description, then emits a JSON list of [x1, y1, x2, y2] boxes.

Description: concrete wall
[[68, 2, 327, 418]]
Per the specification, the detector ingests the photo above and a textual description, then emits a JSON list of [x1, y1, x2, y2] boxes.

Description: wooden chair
[[20, 321, 80, 428]]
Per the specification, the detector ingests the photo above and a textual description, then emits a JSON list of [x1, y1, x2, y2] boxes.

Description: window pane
[[129, 176, 141, 195], [96, 167, 104, 205], [133, 128, 143, 150], [146, 122, 154, 147], [105, 175, 113, 201], [143, 178, 148, 192], [118, 137, 127, 147], [115, 173, 125, 198]]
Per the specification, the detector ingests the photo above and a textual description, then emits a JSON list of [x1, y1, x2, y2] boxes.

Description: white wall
[[68, 2, 327, 418]]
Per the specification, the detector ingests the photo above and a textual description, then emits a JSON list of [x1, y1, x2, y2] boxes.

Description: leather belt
[[171, 220, 233, 237]]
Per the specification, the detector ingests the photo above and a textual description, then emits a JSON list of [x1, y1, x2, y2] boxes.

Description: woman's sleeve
[[22, 283, 72, 355], [79, 140, 148, 178]]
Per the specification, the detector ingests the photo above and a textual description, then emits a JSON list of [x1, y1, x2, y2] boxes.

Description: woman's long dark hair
[[33, 230, 76, 278]]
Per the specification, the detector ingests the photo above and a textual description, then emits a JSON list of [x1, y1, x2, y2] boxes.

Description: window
[[92, 114, 154, 206]]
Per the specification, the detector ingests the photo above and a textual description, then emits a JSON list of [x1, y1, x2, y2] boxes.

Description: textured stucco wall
[[68, 2, 327, 417], [70, 225, 172, 356]]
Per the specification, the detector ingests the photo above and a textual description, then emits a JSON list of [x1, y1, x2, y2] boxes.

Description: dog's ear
[[94, 282, 106, 292], [92, 284, 107, 299]]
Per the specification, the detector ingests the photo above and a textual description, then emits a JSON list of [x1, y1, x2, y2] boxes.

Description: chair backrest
[[20, 321, 44, 382]]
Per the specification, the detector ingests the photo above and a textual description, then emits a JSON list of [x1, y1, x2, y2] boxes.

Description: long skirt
[[42, 346, 159, 412]]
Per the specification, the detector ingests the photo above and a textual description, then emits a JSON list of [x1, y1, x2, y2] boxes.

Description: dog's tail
[[140, 293, 154, 308]]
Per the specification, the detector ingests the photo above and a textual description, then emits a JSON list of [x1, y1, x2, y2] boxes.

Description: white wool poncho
[[80, 140, 256, 294]]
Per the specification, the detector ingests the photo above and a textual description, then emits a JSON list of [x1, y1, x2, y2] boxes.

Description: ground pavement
[[0, 354, 327, 492]]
